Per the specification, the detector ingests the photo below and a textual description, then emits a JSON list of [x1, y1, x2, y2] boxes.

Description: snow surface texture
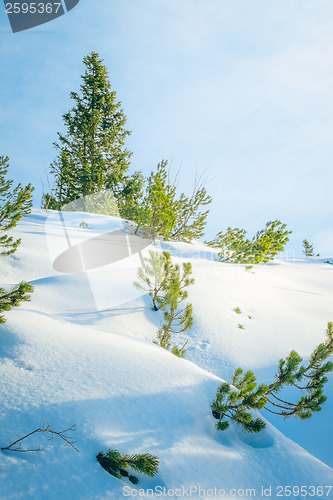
[[0, 209, 332, 499]]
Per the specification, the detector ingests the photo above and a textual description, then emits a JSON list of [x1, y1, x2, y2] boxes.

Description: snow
[[0, 209, 332, 499]]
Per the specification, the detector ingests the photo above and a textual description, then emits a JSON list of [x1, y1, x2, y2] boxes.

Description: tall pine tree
[[43, 52, 140, 212]]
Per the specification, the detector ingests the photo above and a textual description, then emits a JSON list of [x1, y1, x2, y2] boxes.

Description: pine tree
[[0, 281, 34, 325], [117, 171, 145, 222], [170, 180, 212, 242], [155, 260, 195, 357], [0, 155, 34, 320], [97, 449, 159, 484], [207, 227, 250, 263], [133, 250, 168, 311], [252, 221, 291, 263], [211, 369, 267, 433], [207, 221, 291, 264], [302, 239, 315, 257], [43, 52, 141, 212], [135, 251, 195, 356], [211, 322, 333, 432], [133, 161, 212, 243], [135, 161, 177, 242], [0, 156, 33, 255]]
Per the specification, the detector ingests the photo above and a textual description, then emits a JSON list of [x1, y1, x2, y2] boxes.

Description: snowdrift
[[0, 209, 332, 499]]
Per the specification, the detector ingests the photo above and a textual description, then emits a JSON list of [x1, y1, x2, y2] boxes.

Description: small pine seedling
[[97, 449, 159, 484], [234, 307, 241, 314], [238, 324, 245, 330]]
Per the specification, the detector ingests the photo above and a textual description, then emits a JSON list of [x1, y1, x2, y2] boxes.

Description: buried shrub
[[211, 322, 333, 433], [97, 449, 159, 484]]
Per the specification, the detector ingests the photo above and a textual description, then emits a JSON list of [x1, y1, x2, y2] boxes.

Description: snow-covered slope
[[0, 209, 332, 499]]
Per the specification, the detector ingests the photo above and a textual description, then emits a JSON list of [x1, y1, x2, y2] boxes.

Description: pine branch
[[212, 323, 333, 433]]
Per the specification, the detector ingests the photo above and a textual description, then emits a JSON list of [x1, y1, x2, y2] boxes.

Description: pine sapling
[[97, 449, 159, 484], [302, 239, 315, 257], [211, 322, 333, 433], [155, 260, 194, 357], [211, 368, 267, 433], [136, 161, 177, 242], [0, 156, 33, 255], [134, 250, 169, 311], [207, 221, 291, 264], [0, 282, 34, 324], [170, 175, 212, 242]]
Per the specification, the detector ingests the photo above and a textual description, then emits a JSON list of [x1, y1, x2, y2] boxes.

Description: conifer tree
[[211, 322, 333, 432], [302, 239, 315, 257], [135, 161, 177, 242], [43, 52, 141, 212], [133, 250, 167, 311], [207, 220, 291, 264], [134, 250, 195, 357], [97, 449, 159, 484], [207, 227, 250, 263], [0, 155, 34, 321], [252, 221, 291, 263], [211, 369, 267, 432], [117, 171, 145, 222], [155, 259, 195, 358], [0, 156, 33, 255], [0, 282, 34, 325], [133, 161, 212, 243], [170, 180, 212, 242]]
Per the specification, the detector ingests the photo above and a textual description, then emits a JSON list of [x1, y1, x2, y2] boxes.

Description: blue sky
[[0, 0, 333, 254]]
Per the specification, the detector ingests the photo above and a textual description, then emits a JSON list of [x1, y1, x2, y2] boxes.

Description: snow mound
[[0, 209, 332, 499]]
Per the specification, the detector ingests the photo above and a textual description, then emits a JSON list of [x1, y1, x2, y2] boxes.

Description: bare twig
[[1, 422, 79, 453]]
